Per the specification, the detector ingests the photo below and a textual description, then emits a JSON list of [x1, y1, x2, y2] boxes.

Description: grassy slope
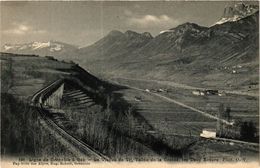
[[1, 93, 74, 158], [0, 53, 187, 160], [0, 53, 80, 157]]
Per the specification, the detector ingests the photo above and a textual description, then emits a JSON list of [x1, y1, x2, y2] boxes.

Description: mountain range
[[1, 2, 259, 91], [2, 41, 79, 59]]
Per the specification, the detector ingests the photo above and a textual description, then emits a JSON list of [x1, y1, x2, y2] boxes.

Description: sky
[[0, 1, 258, 47]]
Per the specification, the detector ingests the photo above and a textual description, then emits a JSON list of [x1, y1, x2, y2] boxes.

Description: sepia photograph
[[0, 0, 259, 167]]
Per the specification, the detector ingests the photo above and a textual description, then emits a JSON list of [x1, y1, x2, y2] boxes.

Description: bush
[[1, 93, 40, 155], [220, 120, 258, 143], [45, 56, 57, 61], [1, 93, 73, 157], [239, 121, 258, 142]]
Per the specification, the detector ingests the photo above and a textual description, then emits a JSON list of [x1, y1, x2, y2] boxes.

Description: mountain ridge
[[1, 3, 259, 91], [75, 10, 258, 91], [215, 2, 258, 25], [1, 41, 79, 59]]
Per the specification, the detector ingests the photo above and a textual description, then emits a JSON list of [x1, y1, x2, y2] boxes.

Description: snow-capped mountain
[[214, 2, 258, 25], [3, 41, 74, 52], [2, 41, 79, 58]]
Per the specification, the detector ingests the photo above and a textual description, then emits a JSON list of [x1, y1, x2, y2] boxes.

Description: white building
[[192, 90, 205, 96], [145, 89, 150, 92], [200, 129, 217, 138]]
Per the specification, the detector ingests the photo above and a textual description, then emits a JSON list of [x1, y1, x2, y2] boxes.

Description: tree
[[217, 103, 224, 136], [239, 121, 257, 142], [105, 93, 111, 120], [225, 106, 231, 122], [1, 58, 14, 92]]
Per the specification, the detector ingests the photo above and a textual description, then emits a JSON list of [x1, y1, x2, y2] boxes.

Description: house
[[205, 89, 218, 95], [192, 90, 206, 96], [218, 91, 226, 96], [158, 88, 164, 92], [134, 96, 142, 102], [192, 90, 201, 95], [200, 128, 217, 138]]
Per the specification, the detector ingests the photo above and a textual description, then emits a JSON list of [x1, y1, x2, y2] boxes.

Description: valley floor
[[1, 53, 258, 162], [110, 77, 259, 161]]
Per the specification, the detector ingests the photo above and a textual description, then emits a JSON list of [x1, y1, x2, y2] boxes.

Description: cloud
[[2, 22, 46, 35], [127, 14, 179, 28]]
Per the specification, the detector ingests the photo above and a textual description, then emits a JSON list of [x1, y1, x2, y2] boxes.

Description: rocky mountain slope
[[215, 2, 258, 25], [78, 30, 153, 60], [77, 9, 259, 91], [2, 3, 259, 91]]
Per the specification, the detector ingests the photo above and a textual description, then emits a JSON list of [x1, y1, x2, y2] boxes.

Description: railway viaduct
[[40, 83, 64, 108]]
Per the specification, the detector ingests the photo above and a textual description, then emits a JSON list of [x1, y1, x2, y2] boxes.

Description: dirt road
[[112, 77, 258, 97]]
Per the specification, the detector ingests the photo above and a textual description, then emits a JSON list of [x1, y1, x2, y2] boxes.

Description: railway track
[[208, 137, 259, 148], [38, 108, 109, 160], [31, 79, 63, 104], [31, 79, 110, 161]]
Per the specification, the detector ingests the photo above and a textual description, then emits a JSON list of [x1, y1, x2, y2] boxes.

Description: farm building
[[205, 90, 218, 95], [192, 89, 222, 97], [200, 129, 217, 138], [192, 90, 205, 96], [145, 89, 150, 92]]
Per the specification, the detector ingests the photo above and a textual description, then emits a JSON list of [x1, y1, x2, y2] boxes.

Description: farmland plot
[[120, 88, 216, 136], [115, 78, 259, 160]]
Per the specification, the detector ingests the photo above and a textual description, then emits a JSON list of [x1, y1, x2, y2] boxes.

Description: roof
[[202, 128, 216, 132]]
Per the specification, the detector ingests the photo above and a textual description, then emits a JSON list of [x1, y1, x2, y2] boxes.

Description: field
[[112, 77, 259, 125], [119, 89, 215, 136], [1, 53, 74, 99], [112, 77, 259, 160]]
